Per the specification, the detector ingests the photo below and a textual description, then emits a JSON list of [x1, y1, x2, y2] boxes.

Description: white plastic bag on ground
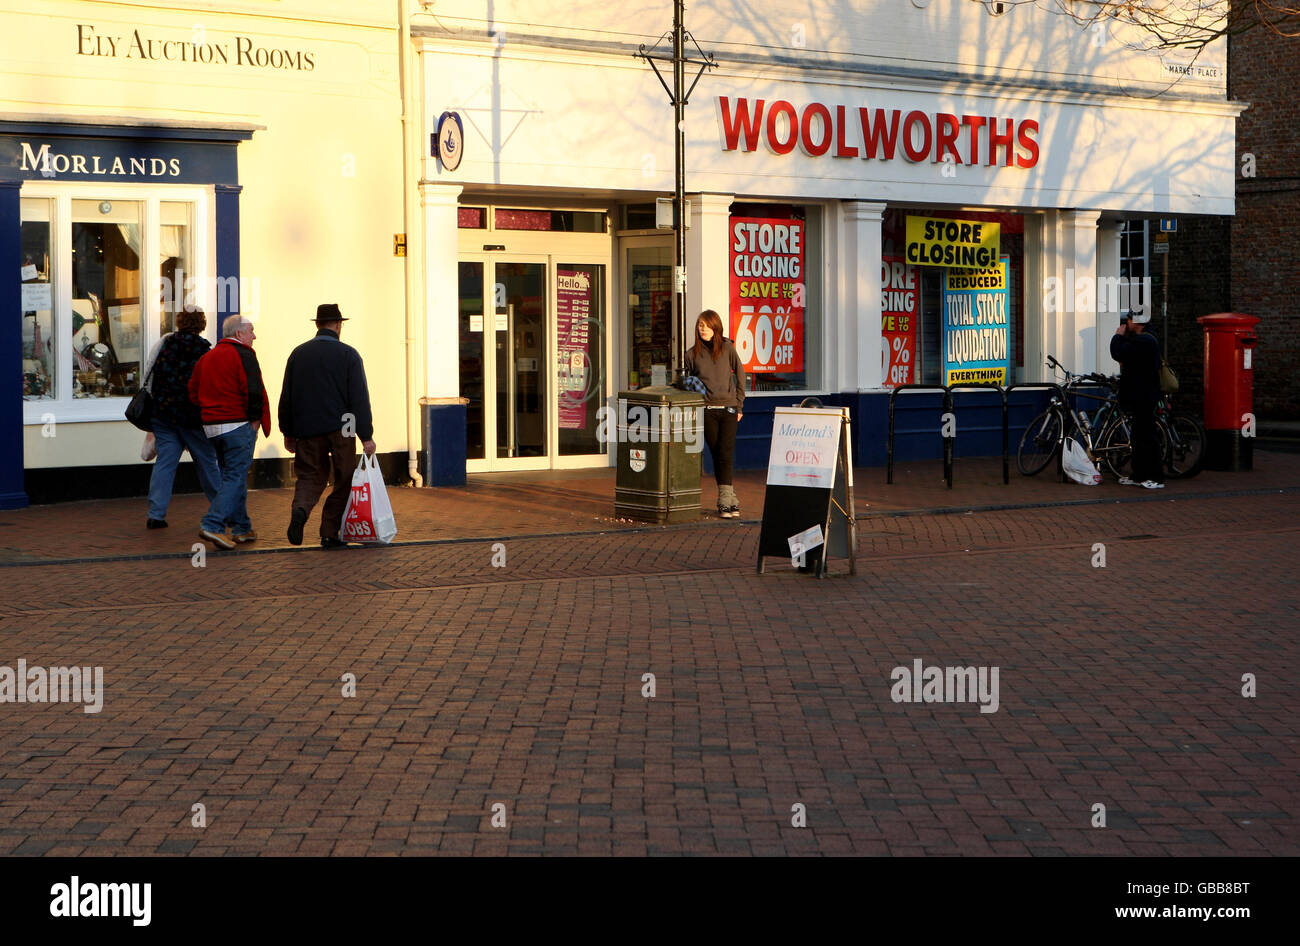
[[339, 454, 398, 543], [1062, 437, 1102, 486]]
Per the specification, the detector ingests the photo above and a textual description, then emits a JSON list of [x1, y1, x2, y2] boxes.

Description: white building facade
[[409, 1, 1240, 476], [1, 2, 1241, 506]]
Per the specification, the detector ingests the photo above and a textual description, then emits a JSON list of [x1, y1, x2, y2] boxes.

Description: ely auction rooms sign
[[75, 23, 315, 71]]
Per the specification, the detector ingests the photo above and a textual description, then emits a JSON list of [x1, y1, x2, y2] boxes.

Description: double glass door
[[458, 257, 607, 470]]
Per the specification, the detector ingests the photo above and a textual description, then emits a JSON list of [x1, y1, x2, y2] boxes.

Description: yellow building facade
[[2, 1, 412, 504]]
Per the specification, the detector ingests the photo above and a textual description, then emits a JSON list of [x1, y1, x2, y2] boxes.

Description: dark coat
[[1109, 329, 1161, 406], [278, 328, 374, 441], [150, 332, 210, 428]]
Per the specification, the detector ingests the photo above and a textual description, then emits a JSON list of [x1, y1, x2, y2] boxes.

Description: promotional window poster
[[942, 257, 1010, 385], [881, 256, 918, 388], [729, 216, 805, 374]]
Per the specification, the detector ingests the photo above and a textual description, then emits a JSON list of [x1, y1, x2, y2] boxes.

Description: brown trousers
[[292, 432, 358, 540]]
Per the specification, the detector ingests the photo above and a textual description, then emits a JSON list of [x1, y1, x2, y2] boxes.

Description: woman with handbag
[[144, 308, 221, 528], [684, 309, 746, 518]]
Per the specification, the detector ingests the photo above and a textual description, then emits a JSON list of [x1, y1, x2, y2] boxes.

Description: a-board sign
[[757, 406, 856, 578], [767, 408, 841, 488]]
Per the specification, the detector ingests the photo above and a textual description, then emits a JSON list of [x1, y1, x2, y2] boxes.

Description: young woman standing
[[684, 310, 746, 518]]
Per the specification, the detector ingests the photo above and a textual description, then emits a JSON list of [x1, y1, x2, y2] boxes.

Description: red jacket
[[188, 338, 271, 436]]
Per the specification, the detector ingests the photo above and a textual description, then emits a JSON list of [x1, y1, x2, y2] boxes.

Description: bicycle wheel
[[1097, 416, 1133, 479], [1165, 413, 1206, 479], [1017, 408, 1062, 476]]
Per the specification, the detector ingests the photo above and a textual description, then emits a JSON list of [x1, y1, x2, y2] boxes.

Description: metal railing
[[888, 382, 1061, 488]]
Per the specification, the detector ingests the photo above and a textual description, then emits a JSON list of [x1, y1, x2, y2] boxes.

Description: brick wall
[[1152, 217, 1230, 416], [1157, 14, 1300, 419], [1228, 13, 1300, 418]]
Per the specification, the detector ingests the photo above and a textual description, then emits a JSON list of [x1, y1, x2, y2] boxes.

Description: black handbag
[[124, 358, 157, 431]]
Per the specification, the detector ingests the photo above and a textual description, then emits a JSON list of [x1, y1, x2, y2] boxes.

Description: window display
[[20, 198, 54, 401], [19, 188, 207, 416], [727, 203, 821, 392], [71, 198, 142, 399]]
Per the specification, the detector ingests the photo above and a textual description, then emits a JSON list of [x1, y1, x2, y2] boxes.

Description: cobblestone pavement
[[0, 480, 1296, 856]]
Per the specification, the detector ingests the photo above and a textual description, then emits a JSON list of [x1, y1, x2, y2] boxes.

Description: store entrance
[[458, 256, 609, 471]]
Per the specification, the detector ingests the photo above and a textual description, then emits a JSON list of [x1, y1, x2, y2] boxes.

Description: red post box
[[1197, 312, 1260, 471]]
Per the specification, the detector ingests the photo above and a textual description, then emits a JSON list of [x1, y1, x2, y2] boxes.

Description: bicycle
[[1091, 382, 1205, 480], [1017, 356, 1125, 476], [1018, 356, 1207, 480]]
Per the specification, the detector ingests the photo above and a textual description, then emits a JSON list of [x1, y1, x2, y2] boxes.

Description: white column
[[1065, 209, 1102, 373], [1096, 219, 1124, 372], [841, 201, 886, 391], [1040, 210, 1067, 378], [419, 182, 463, 399], [686, 193, 733, 323], [1022, 212, 1045, 383]]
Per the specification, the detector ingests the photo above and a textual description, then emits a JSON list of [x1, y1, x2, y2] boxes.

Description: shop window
[[71, 198, 143, 398], [557, 263, 606, 456], [885, 208, 1024, 387], [727, 203, 822, 393], [1119, 219, 1148, 314], [19, 186, 209, 419], [20, 198, 55, 401], [160, 201, 194, 336], [495, 209, 606, 233], [621, 204, 657, 231]]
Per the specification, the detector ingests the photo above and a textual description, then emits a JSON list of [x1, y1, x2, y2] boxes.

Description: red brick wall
[[1228, 14, 1300, 418]]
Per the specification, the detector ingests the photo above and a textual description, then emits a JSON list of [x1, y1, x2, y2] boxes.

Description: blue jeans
[[201, 424, 258, 535], [148, 419, 220, 520]]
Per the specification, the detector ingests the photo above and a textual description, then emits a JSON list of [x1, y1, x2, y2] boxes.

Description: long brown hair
[[692, 309, 725, 362]]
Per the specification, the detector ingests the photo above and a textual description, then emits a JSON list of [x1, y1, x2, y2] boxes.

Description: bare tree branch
[[974, 0, 1300, 50]]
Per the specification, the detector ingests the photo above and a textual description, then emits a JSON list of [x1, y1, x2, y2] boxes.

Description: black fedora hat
[[314, 303, 348, 322]]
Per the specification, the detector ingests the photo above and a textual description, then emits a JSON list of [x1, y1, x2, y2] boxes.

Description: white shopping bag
[[339, 454, 398, 543], [1062, 436, 1103, 486]]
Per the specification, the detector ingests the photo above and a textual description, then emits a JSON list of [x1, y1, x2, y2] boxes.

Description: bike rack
[[887, 385, 950, 486], [946, 383, 1010, 485], [1005, 382, 1067, 481]]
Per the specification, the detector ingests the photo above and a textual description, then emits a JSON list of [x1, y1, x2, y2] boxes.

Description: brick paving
[[0, 453, 1296, 855]]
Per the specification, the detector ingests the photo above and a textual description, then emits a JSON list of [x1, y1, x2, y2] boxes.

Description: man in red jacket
[[188, 315, 271, 549]]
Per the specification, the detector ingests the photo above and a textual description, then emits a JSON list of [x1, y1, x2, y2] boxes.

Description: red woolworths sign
[[730, 217, 804, 374], [717, 96, 1039, 168]]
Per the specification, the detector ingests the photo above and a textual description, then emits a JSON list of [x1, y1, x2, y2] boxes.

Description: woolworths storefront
[[413, 24, 1240, 480]]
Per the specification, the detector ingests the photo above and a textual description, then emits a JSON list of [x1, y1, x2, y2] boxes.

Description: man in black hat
[[279, 303, 376, 548]]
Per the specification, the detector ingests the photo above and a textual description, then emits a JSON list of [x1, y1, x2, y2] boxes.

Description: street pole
[[636, 5, 714, 381], [673, 0, 687, 378]]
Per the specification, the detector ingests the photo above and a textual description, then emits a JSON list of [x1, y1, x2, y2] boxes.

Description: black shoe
[[320, 536, 349, 549], [287, 507, 308, 546], [146, 518, 168, 530]]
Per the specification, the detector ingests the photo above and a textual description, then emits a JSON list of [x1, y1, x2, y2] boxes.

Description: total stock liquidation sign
[[730, 217, 805, 374], [943, 258, 1011, 386]]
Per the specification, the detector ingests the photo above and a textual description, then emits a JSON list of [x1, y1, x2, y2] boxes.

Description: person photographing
[[1109, 311, 1164, 489]]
